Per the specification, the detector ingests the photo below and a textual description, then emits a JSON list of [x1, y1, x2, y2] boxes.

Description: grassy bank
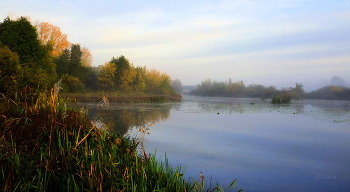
[[0, 91, 238, 192], [61, 92, 182, 103]]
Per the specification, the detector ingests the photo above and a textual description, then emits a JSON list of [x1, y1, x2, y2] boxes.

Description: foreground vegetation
[[0, 90, 239, 192]]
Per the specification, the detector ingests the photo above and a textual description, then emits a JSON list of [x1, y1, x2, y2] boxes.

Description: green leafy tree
[[69, 44, 83, 77], [97, 62, 117, 91], [0, 17, 57, 92], [110, 55, 134, 91], [84, 67, 98, 90], [55, 49, 70, 77], [55, 44, 96, 92], [0, 17, 44, 64], [0, 42, 21, 96], [158, 73, 174, 94], [61, 74, 85, 93], [132, 66, 147, 92]]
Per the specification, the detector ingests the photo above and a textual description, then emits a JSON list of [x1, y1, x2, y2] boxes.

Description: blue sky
[[2, 0, 350, 90]]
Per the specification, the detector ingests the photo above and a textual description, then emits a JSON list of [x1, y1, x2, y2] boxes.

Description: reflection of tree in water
[[88, 104, 173, 135]]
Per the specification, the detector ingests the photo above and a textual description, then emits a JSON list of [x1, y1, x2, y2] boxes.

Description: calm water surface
[[85, 96, 350, 192]]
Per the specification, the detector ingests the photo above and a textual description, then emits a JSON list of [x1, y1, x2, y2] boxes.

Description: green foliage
[[0, 17, 44, 64], [97, 62, 117, 91], [191, 79, 306, 100], [132, 66, 147, 92], [110, 55, 134, 91], [55, 45, 98, 92], [55, 49, 70, 76], [158, 75, 174, 94], [191, 79, 247, 97], [0, 15, 174, 96], [0, 42, 21, 96], [0, 17, 57, 94], [61, 74, 85, 93], [68, 44, 83, 76], [271, 95, 291, 104], [83, 67, 98, 90], [304, 85, 350, 100], [97, 56, 175, 95]]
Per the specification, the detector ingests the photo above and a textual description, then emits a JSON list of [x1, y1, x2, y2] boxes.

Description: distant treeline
[[189, 78, 350, 100], [304, 86, 350, 100], [190, 78, 304, 99], [0, 16, 175, 97]]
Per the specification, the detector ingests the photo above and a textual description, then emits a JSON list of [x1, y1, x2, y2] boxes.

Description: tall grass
[[61, 91, 182, 103], [0, 89, 240, 192]]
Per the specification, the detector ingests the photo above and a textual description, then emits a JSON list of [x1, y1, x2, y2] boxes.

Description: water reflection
[[85, 103, 175, 135], [70, 97, 350, 191]]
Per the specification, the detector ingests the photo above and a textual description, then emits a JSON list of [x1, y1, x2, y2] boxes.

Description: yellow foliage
[[331, 86, 342, 93], [36, 22, 70, 57], [81, 47, 93, 67]]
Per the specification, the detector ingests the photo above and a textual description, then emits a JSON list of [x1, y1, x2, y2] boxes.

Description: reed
[[0, 89, 239, 192], [271, 95, 291, 104], [61, 92, 182, 103]]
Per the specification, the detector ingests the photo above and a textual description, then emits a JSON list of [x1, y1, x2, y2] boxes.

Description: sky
[[2, 0, 350, 90]]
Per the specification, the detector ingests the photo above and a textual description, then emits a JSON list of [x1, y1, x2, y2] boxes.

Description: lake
[[82, 95, 350, 192]]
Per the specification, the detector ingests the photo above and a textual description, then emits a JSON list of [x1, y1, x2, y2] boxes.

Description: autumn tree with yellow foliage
[[97, 56, 174, 94], [81, 47, 93, 67], [36, 22, 70, 57]]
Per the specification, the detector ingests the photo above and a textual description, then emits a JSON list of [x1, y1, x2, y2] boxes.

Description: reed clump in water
[[271, 95, 291, 104]]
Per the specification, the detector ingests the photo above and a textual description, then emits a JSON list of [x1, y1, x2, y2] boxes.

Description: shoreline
[[61, 94, 182, 103]]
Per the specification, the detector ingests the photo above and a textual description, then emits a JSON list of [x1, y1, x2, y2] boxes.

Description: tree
[[69, 44, 82, 76], [61, 74, 85, 93], [97, 62, 117, 91], [0, 17, 44, 64], [36, 22, 70, 57], [0, 17, 57, 92], [0, 42, 21, 96], [84, 67, 98, 90], [145, 69, 161, 93], [54, 44, 95, 92], [55, 49, 70, 77], [110, 56, 134, 91], [81, 47, 93, 67], [158, 73, 173, 94], [293, 83, 304, 99], [144, 69, 174, 94], [132, 66, 147, 92], [170, 79, 183, 94]]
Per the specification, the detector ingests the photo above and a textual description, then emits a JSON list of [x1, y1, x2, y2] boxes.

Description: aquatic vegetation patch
[[271, 95, 291, 104]]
